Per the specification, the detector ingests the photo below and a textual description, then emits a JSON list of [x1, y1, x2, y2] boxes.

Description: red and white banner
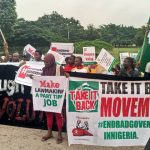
[[67, 77, 150, 146], [24, 44, 36, 57], [23, 44, 44, 60], [15, 62, 44, 86], [48, 50, 65, 65], [83, 47, 95, 63], [50, 42, 74, 59]]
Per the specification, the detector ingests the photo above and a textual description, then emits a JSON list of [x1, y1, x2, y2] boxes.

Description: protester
[[34, 50, 43, 62], [88, 62, 107, 74], [41, 53, 65, 144], [19, 54, 31, 67], [12, 52, 20, 62], [112, 64, 121, 75], [64, 55, 75, 72], [8, 54, 12, 62], [64, 57, 69, 65], [0, 55, 6, 62], [71, 56, 88, 73], [119, 57, 139, 77]]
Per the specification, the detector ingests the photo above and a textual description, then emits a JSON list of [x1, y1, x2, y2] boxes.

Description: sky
[[16, 0, 150, 28]]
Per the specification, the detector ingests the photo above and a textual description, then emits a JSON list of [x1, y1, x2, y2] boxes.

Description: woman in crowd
[[41, 53, 65, 143], [71, 56, 88, 73], [64, 55, 75, 72], [119, 57, 139, 77]]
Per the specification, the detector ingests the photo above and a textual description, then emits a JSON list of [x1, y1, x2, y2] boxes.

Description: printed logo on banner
[[72, 117, 93, 137], [69, 81, 99, 112], [51, 47, 57, 51], [18, 65, 30, 79]]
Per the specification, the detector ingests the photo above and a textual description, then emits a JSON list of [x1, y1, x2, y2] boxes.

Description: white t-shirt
[[145, 62, 150, 73], [71, 67, 88, 73]]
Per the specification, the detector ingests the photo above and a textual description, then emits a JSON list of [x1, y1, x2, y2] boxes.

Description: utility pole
[[67, 24, 70, 41]]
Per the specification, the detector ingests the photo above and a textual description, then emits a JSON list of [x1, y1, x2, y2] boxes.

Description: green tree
[[75, 40, 113, 54], [0, 0, 17, 37], [134, 26, 146, 46], [84, 24, 100, 40], [8, 19, 67, 47], [98, 24, 137, 47], [37, 12, 85, 42]]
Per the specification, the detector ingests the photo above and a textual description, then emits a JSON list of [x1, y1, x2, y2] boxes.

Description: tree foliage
[[0, 6, 146, 54], [0, 0, 17, 37], [74, 40, 113, 54], [8, 18, 67, 47], [134, 26, 146, 46], [98, 24, 138, 47]]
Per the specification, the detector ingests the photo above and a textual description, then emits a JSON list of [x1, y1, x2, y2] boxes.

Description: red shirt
[[64, 64, 75, 72], [74, 65, 84, 69]]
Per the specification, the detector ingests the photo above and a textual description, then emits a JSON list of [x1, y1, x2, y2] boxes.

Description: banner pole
[[0, 28, 9, 57], [139, 24, 149, 63]]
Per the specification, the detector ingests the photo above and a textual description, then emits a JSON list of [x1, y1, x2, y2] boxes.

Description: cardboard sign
[[83, 47, 95, 64], [15, 62, 44, 86], [24, 44, 36, 57], [96, 48, 115, 71], [23, 44, 44, 60], [50, 42, 74, 58], [119, 53, 129, 64], [48, 50, 65, 65], [130, 53, 138, 60], [32, 76, 67, 113]]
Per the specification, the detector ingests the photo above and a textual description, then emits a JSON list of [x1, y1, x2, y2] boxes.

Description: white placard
[[15, 62, 44, 86], [83, 47, 95, 62], [96, 48, 115, 71]]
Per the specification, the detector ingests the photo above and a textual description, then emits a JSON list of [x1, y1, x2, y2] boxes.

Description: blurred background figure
[[112, 64, 121, 76], [0, 55, 6, 62], [12, 52, 20, 62], [144, 62, 150, 78], [34, 50, 42, 62], [64, 57, 69, 65], [8, 54, 12, 62], [64, 55, 75, 72]]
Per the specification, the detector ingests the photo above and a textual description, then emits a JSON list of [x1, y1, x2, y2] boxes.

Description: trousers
[[46, 112, 63, 130]]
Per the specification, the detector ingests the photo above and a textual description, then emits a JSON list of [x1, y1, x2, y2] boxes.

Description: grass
[[111, 47, 140, 64]]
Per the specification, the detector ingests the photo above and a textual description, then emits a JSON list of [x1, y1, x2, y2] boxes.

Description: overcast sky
[[16, 0, 150, 28]]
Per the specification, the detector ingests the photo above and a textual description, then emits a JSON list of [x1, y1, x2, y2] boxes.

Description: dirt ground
[[0, 125, 144, 150]]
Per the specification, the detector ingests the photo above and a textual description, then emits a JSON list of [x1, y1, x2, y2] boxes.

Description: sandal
[[56, 136, 63, 144], [41, 135, 53, 141]]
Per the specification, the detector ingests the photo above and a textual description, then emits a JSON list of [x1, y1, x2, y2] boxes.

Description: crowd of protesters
[[0, 50, 149, 78], [0, 50, 150, 144]]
